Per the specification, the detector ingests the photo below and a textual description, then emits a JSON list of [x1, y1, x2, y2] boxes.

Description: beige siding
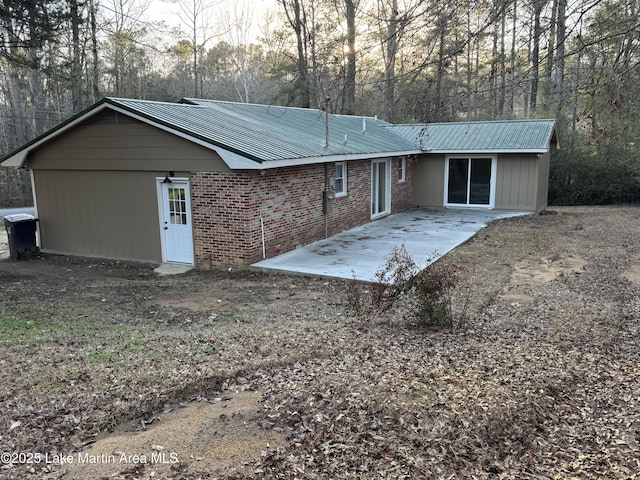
[[536, 151, 551, 212], [33, 170, 167, 262], [411, 154, 445, 207], [28, 122, 230, 172], [413, 153, 544, 212], [494, 154, 538, 211]]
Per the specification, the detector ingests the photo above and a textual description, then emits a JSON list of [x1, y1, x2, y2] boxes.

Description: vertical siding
[[536, 151, 551, 212], [495, 154, 537, 211], [33, 170, 164, 262], [411, 154, 445, 207]]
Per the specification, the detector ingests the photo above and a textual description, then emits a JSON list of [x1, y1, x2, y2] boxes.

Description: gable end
[[86, 110, 143, 126]]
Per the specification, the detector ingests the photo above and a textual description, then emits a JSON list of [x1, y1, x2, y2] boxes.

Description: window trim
[[398, 156, 407, 183], [443, 155, 497, 209], [335, 161, 347, 197]]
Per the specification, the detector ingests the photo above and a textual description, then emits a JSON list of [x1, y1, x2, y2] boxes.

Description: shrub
[[344, 272, 373, 322], [345, 244, 469, 329]]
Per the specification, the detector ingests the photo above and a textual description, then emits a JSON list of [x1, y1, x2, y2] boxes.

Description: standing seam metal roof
[[0, 98, 557, 168], [111, 98, 417, 162], [389, 120, 558, 152]]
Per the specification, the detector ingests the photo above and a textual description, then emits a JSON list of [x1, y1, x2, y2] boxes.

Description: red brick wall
[[392, 156, 414, 212], [190, 157, 413, 268]]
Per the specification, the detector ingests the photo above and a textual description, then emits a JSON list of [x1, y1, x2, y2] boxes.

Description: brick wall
[[392, 156, 414, 212], [190, 157, 413, 268]]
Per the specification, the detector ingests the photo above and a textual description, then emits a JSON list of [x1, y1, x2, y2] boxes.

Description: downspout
[[321, 97, 331, 239], [260, 214, 266, 259]]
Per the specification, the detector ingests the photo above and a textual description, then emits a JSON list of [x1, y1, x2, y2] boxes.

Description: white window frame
[[335, 161, 347, 197], [443, 156, 497, 209], [398, 156, 407, 183]]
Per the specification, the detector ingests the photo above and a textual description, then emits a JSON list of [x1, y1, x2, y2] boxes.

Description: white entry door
[[160, 181, 194, 264]]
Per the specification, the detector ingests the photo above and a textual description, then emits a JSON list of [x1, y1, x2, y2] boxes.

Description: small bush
[[344, 273, 373, 321], [345, 244, 469, 329]]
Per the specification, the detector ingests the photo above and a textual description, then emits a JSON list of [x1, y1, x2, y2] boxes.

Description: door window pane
[[469, 158, 492, 205], [377, 162, 386, 213], [168, 187, 187, 224], [448, 158, 469, 204]]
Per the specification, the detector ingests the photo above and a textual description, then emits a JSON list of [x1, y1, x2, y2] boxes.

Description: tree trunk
[[7, 70, 28, 146], [89, 0, 100, 101], [553, 0, 566, 116], [498, 6, 506, 115], [434, 15, 447, 121], [490, 23, 498, 116], [529, 0, 544, 112], [70, 0, 84, 112], [384, 0, 398, 122], [510, 0, 517, 114], [279, 0, 311, 107], [343, 0, 357, 115], [466, 8, 473, 120], [27, 3, 45, 134]]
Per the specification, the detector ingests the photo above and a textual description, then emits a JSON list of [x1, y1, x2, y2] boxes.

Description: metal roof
[[116, 98, 417, 162], [389, 119, 558, 153], [0, 98, 557, 169]]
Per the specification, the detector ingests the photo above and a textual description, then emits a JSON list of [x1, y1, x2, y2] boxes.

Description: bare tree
[[177, 0, 222, 97], [278, 0, 311, 107], [218, 1, 256, 102]]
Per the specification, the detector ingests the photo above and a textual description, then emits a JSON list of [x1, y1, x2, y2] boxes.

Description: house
[[0, 98, 557, 268]]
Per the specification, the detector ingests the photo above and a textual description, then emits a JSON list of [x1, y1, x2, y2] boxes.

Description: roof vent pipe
[[362, 118, 366, 134]]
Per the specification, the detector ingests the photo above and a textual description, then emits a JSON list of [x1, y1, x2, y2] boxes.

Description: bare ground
[[1, 206, 639, 479]]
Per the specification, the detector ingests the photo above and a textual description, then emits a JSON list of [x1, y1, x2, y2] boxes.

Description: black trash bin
[[3, 214, 39, 259]]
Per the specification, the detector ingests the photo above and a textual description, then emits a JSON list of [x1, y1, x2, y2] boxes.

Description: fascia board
[[225, 150, 420, 170], [422, 148, 549, 154]]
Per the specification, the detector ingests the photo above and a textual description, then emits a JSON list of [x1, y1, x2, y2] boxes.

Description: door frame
[[156, 177, 195, 265], [443, 155, 497, 208], [371, 158, 392, 219]]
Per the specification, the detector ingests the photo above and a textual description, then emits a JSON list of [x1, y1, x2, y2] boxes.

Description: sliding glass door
[[371, 159, 391, 218], [446, 157, 495, 207]]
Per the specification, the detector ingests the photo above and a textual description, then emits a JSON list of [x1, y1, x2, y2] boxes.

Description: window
[[445, 157, 495, 207], [335, 162, 347, 197], [398, 157, 407, 183], [168, 187, 188, 224]]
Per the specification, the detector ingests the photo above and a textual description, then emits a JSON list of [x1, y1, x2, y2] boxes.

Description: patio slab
[[251, 208, 530, 281]]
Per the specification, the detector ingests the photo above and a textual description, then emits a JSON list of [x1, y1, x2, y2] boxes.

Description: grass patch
[[0, 315, 100, 342]]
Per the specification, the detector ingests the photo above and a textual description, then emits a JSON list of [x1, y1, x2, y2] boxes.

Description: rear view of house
[[0, 98, 557, 269]]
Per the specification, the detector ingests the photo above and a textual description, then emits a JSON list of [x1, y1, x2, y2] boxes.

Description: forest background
[[0, 0, 639, 207]]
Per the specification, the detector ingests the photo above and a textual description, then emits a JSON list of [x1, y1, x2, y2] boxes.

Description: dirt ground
[[1, 206, 639, 479]]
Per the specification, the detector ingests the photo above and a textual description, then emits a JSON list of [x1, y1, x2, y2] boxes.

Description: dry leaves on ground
[[0, 206, 639, 479]]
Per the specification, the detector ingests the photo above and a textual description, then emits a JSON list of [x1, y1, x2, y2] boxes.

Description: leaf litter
[[0, 206, 639, 479]]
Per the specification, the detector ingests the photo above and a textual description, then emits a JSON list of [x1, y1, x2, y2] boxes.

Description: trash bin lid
[[3, 213, 37, 222]]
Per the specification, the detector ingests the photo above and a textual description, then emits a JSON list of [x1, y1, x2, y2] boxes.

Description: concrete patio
[[251, 208, 530, 281]]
